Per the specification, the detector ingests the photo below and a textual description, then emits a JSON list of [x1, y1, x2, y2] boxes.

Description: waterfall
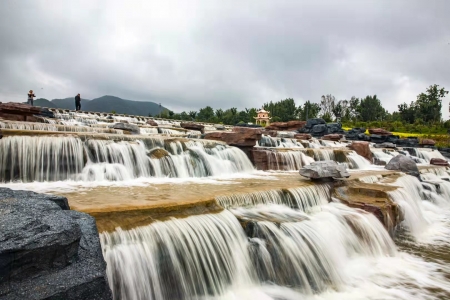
[[216, 184, 330, 211], [258, 135, 304, 148], [358, 174, 382, 183], [0, 121, 124, 134], [0, 136, 254, 182], [347, 151, 371, 169], [417, 149, 448, 163], [101, 189, 397, 300], [100, 211, 254, 300], [266, 150, 314, 171], [140, 127, 159, 135], [387, 175, 431, 237]]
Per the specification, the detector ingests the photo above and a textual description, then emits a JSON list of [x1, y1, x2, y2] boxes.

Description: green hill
[[33, 98, 57, 108], [51, 97, 91, 110], [33, 95, 168, 116]]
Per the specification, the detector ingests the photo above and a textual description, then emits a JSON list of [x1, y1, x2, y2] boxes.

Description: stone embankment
[[0, 188, 112, 300]]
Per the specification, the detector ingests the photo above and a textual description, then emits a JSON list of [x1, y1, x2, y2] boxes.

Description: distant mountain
[[34, 95, 168, 116], [51, 97, 91, 110], [33, 98, 57, 108]]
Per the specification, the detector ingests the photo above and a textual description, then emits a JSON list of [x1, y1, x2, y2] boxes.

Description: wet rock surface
[[299, 160, 350, 179], [385, 155, 420, 177], [109, 122, 140, 134], [0, 188, 112, 300], [333, 182, 400, 234]]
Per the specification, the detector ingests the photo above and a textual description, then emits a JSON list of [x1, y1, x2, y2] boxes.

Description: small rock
[[368, 128, 392, 135], [420, 139, 436, 146], [299, 160, 350, 179], [181, 122, 205, 133], [321, 134, 342, 141], [109, 122, 140, 134], [147, 119, 158, 126], [430, 158, 449, 167], [373, 142, 397, 149]]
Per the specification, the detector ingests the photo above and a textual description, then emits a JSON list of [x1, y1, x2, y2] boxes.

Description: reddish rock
[[204, 127, 262, 147], [430, 158, 449, 167], [420, 139, 436, 146], [321, 134, 342, 141], [147, 119, 158, 126], [203, 131, 225, 142], [0, 102, 42, 122], [368, 128, 392, 135], [348, 141, 373, 162], [294, 133, 312, 140], [181, 122, 205, 134], [265, 120, 306, 131]]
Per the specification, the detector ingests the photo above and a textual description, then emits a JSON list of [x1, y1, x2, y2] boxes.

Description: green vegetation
[[162, 84, 449, 139]]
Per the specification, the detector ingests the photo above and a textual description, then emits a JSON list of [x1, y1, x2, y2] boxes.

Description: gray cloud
[[1, 0, 450, 117]]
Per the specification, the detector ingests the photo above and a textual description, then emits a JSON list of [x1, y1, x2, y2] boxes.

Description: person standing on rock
[[27, 90, 35, 106], [75, 93, 81, 111]]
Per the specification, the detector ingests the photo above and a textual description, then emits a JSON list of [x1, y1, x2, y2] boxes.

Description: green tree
[[197, 106, 215, 122], [263, 98, 298, 122], [298, 101, 321, 120], [358, 95, 387, 122], [414, 84, 448, 124], [398, 102, 416, 124]]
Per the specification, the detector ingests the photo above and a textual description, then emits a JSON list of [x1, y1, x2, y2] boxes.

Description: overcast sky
[[1, 0, 449, 117]]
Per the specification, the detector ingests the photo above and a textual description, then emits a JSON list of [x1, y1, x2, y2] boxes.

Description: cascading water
[[0, 136, 254, 182], [417, 149, 448, 163], [101, 211, 254, 300], [258, 135, 304, 148], [0, 121, 124, 134], [101, 184, 400, 300]]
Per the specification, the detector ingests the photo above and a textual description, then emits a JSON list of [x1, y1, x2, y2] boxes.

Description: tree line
[[155, 84, 449, 134]]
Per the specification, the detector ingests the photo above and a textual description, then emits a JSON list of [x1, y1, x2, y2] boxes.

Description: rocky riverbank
[[0, 188, 112, 300]]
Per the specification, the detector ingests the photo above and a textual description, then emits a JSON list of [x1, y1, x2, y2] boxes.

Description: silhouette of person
[[75, 93, 81, 111]]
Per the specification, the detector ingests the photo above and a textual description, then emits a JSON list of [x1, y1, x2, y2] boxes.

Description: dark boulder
[[385, 155, 419, 177], [299, 160, 350, 179], [305, 118, 326, 129], [311, 124, 328, 136], [0, 188, 112, 300], [370, 134, 388, 143]]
